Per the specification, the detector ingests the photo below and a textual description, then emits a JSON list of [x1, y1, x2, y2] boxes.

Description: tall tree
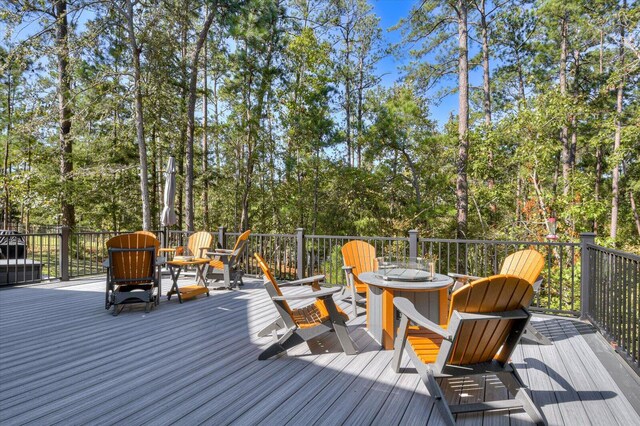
[[610, 0, 626, 242], [55, 0, 75, 229], [185, 2, 219, 231], [455, 0, 469, 238], [113, 0, 152, 230]]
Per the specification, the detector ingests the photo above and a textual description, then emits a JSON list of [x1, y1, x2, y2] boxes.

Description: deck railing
[[0, 232, 62, 284], [584, 238, 639, 373], [3, 226, 637, 369], [0, 228, 168, 283]]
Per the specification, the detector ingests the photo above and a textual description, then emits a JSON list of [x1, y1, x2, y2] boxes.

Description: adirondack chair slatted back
[[446, 274, 534, 365], [499, 249, 544, 285], [107, 234, 159, 284], [187, 231, 213, 259], [232, 230, 251, 252], [228, 230, 251, 269], [341, 240, 377, 292], [254, 253, 293, 316], [134, 231, 160, 255], [255, 253, 349, 332]]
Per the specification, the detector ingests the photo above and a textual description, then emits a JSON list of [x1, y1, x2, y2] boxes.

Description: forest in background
[[1, 0, 639, 250]]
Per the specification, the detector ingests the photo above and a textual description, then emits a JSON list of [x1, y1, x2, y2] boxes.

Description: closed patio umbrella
[[161, 157, 177, 228]]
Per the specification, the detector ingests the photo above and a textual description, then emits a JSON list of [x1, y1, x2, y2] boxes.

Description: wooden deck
[[1, 276, 639, 425]]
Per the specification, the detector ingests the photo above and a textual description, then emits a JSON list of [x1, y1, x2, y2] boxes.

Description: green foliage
[[0, 0, 638, 252]]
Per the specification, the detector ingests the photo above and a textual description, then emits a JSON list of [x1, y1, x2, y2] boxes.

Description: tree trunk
[[117, 0, 151, 230], [345, 39, 352, 167], [357, 55, 364, 168], [480, 0, 491, 128], [479, 0, 495, 214], [630, 191, 640, 237], [594, 30, 604, 232], [610, 0, 626, 242], [131, 34, 151, 230], [341, 14, 353, 168], [3, 74, 11, 229], [515, 49, 526, 105], [185, 7, 217, 231], [213, 76, 220, 168], [570, 50, 579, 176], [594, 145, 602, 232], [150, 124, 157, 229], [240, 10, 278, 231], [56, 0, 75, 229], [312, 149, 319, 234], [202, 23, 209, 229], [456, 0, 469, 239], [559, 13, 571, 197]]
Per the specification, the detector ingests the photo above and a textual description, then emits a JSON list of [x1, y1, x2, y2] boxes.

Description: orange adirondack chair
[[254, 253, 357, 360], [134, 231, 161, 255], [449, 249, 549, 344], [392, 274, 546, 425], [206, 230, 251, 288], [104, 233, 161, 316], [159, 231, 213, 260], [341, 240, 377, 316]]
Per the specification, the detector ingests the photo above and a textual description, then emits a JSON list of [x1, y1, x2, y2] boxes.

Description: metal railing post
[[580, 232, 596, 320], [60, 226, 70, 281], [409, 229, 419, 261], [296, 228, 305, 280], [218, 226, 227, 249]]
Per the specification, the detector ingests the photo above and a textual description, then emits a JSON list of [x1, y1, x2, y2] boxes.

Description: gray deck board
[[517, 335, 563, 425], [0, 277, 638, 425]]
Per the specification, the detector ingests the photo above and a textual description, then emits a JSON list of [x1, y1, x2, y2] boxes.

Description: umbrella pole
[[162, 226, 167, 249]]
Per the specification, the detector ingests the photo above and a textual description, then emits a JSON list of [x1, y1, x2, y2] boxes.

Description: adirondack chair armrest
[[447, 272, 482, 282], [208, 251, 232, 262], [342, 265, 354, 272], [279, 274, 326, 287], [533, 277, 543, 293], [271, 287, 340, 301], [394, 297, 452, 340], [213, 248, 234, 254], [454, 309, 530, 321]]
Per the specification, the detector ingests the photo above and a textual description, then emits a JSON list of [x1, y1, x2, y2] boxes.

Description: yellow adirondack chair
[[392, 274, 547, 425], [341, 240, 377, 317], [104, 233, 161, 316], [159, 231, 213, 260], [500, 249, 545, 286], [254, 253, 357, 360], [449, 249, 550, 344]]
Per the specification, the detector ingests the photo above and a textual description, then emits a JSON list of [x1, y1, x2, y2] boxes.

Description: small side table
[[166, 258, 210, 303]]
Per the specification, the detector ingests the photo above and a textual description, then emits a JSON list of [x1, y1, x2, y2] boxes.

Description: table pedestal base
[[368, 286, 448, 350]]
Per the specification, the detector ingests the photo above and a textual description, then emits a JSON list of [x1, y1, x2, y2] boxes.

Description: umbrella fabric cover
[[161, 157, 177, 227]]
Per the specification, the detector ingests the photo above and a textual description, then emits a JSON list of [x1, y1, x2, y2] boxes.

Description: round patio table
[[358, 271, 453, 350]]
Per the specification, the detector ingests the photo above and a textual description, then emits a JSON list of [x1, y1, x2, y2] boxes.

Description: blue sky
[[371, 0, 479, 128]]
